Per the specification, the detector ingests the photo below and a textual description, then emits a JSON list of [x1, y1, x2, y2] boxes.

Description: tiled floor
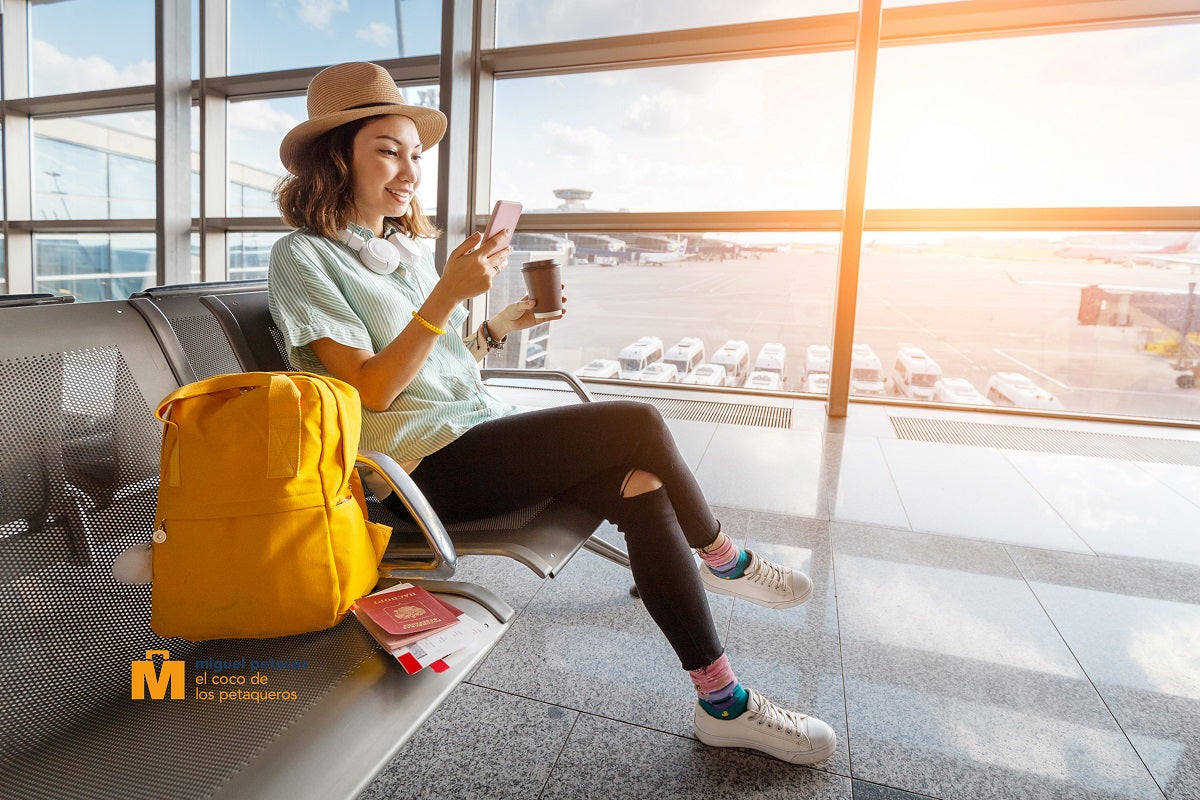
[[360, 395, 1200, 800]]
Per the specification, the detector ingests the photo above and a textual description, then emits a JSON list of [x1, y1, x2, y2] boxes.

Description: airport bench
[[0, 298, 515, 800]]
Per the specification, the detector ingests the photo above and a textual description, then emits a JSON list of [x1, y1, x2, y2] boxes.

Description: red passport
[[354, 583, 459, 636]]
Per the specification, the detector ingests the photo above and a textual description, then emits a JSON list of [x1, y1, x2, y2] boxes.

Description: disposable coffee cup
[[521, 259, 564, 320]]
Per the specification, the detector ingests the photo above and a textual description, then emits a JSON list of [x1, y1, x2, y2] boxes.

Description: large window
[[228, 232, 286, 281], [492, 56, 853, 213], [3, 1, 1197, 426], [851, 231, 1200, 421], [868, 23, 1200, 208], [33, 113, 157, 220], [30, 0, 154, 96], [494, 0, 858, 47], [486, 230, 838, 393], [34, 233, 156, 302], [228, 0, 443, 74]]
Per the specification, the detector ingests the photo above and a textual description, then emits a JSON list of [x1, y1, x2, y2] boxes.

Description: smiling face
[[349, 115, 422, 235]]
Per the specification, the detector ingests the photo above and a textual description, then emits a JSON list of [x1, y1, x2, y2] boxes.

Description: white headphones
[[339, 227, 423, 274]]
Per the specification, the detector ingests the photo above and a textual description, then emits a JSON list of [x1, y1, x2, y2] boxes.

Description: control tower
[[553, 188, 592, 210]]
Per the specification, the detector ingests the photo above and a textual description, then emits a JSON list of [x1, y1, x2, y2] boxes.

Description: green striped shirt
[[268, 226, 513, 464]]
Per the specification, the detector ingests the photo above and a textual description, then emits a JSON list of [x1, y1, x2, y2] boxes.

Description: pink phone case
[[482, 200, 522, 256]]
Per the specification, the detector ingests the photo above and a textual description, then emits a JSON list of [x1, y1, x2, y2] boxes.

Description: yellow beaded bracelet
[[410, 310, 447, 335]]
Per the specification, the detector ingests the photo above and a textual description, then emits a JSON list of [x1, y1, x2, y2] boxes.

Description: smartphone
[[481, 200, 522, 257]]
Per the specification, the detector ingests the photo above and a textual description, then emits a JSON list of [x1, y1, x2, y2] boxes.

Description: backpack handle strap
[[156, 372, 302, 485]]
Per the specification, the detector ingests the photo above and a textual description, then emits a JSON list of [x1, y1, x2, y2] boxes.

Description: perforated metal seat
[[130, 281, 267, 379], [0, 299, 513, 800]]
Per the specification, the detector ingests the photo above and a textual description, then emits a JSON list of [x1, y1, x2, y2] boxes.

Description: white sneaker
[[699, 550, 813, 609], [694, 688, 837, 765]]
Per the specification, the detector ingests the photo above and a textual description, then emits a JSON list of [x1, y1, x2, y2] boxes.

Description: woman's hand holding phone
[[434, 200, 523, 302]]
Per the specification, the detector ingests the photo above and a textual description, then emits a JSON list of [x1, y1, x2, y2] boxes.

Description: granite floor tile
[[664, 417, 719, 472], [878, 439, 1093, 553], [361, 683, 577, 800], [694, 426, 824, 517], [466, 539, 734, 738], [1004, 451, 1200, 565], [852, 779, 941, 799], [1136, 462, 1200, 509], [1007, 552, 1200, 800], [540, 712, 853, 800], [724, 512, 850, 776], [832, 526, 1163, 800], [827, 434, 911, 528], [443, 551, 552, 616]]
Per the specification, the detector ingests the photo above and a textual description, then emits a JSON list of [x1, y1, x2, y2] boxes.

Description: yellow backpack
[[150, 372, 390, 640]]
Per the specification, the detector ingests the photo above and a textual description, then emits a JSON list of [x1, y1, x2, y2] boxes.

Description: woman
[[269, 61, 836, 765]]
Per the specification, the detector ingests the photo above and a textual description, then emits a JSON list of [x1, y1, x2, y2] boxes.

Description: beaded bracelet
[[410, 310, 447, 335], [481, 319, 506, 351]]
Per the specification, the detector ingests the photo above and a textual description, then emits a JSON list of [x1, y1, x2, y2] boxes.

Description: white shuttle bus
[[710, 340, 751, 387], [890, 345, 942, 400], [617, 336, 664, 380], [850, 344, 886, 396], [663, 337, 706, 379], [753, 342, 788, 384], [985, 372, 1065, 410], [682, 363, 727, 386], [805, 344, 831, 378]]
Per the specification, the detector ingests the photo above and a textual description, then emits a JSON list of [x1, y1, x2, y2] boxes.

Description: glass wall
[[33, 113, 157, 220], [34, 233, 156, 301], [3, 1, 1198, 425], [228, 0, 443, 74], [30, 0, 154, 96], [867, 23, 1200, 208], [491, 55, 852, 213], [494, 0, 857, 47], [228, 232, 286, 281], [852, 231, 1200, 417], [487, 230, 839, 392]]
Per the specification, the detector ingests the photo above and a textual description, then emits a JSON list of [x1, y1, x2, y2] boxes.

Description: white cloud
[[356, 21, 395, 47], [540, 121, 612, 160], [296, 0, 348, 29], [622, 90, 695, 135], [31, 39, 154, 95], [229, 100, 301, 136]]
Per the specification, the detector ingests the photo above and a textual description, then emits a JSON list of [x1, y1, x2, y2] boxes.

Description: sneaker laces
[[749, 692, 809, 739], [745, 553, 790, 592]]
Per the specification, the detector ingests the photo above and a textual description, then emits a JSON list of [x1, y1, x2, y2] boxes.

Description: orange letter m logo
[[131, 650, 185, 700]]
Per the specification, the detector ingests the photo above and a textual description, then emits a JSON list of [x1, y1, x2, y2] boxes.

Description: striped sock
[[697, 531, 750, 579], [689, 653, 750, 720]]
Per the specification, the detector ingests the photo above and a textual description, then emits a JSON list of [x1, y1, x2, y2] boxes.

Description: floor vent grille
[[890, 415, 1200, 466], [594, 392, 792, 429]]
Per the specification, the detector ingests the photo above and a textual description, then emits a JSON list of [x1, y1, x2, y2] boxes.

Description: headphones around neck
[[339, 227, 423, 274]]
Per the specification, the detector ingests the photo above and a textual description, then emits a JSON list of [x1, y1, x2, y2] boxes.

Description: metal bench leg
[[581, 534, 640, 598], [582, 534, 630, 568]]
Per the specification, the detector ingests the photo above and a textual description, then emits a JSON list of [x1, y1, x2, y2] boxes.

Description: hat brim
[[279, 103, 447, 173]]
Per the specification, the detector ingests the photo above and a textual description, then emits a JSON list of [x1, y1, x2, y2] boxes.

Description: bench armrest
[[355, 450, 458, 579], [480, 368, 594, 403]]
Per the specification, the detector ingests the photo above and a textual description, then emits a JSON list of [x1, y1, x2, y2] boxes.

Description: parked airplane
[[1053, 233, 1200, 268]]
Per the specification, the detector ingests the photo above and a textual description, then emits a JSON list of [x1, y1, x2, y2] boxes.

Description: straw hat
[[279, 61, 447, 173]]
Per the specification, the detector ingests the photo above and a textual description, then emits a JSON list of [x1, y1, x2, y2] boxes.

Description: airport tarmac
[[490, 248, 1200, 423]]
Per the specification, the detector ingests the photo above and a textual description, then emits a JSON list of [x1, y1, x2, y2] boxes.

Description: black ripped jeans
[[388, 400, 724, 671]]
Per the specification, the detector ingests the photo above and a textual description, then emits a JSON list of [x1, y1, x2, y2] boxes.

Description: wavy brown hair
[[275, 115, 439, 241]]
